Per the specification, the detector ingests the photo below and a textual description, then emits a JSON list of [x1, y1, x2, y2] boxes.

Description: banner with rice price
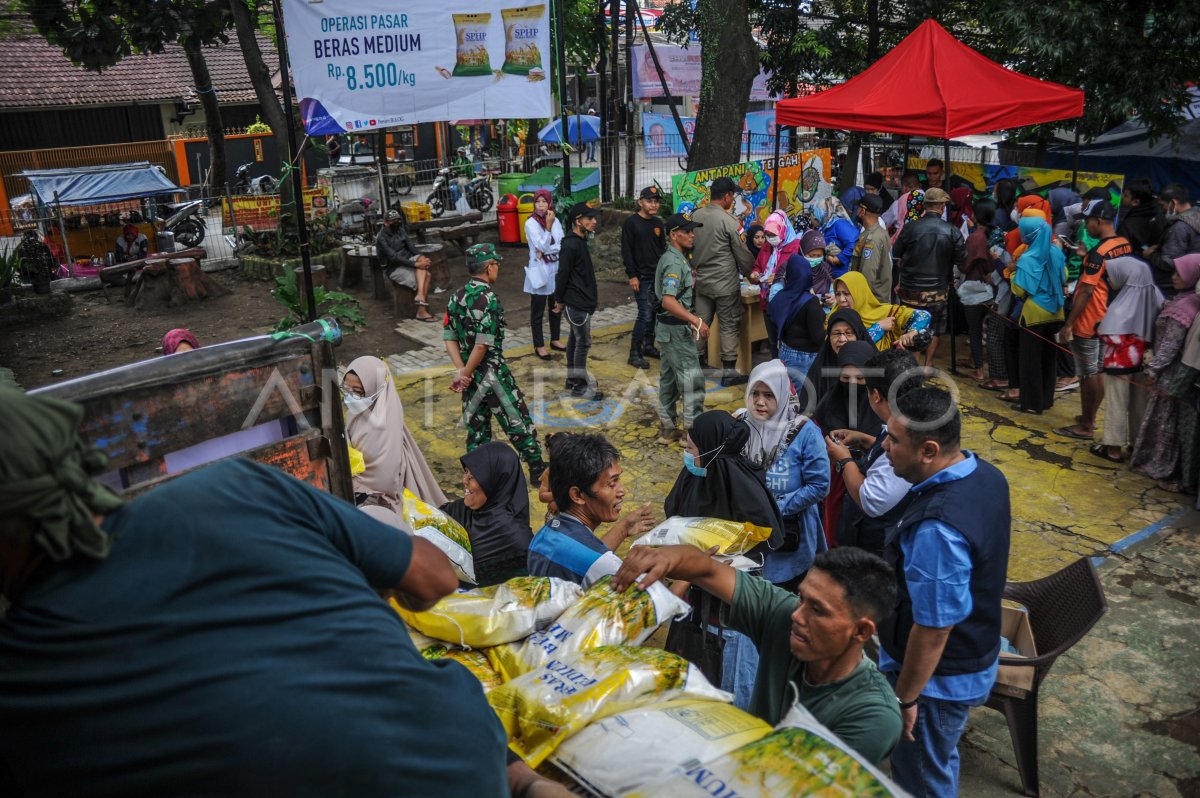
[[279, 0, 553, 134]]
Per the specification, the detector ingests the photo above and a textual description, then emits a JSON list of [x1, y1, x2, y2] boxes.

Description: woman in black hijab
[[441, 442, 532, 586], [813, 341, 882, 435], [808, 308, 870, 409], [664, 410, 784, 548]]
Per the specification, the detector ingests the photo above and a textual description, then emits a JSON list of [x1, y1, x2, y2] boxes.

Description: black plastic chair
[[984, 557, 1108, 796]]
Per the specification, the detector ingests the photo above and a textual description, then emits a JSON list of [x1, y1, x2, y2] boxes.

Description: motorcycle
[[234, 163, 279, 195], [426, 165, 496, 218], [159, 199, 207, 248]]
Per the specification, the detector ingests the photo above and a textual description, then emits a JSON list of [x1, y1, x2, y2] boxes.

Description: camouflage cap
[[465, 242, 502, 266]]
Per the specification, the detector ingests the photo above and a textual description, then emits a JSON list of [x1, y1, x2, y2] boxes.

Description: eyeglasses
[[830, 330, 857, 339]]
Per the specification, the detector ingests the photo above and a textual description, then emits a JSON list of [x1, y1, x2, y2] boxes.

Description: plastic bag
[[406, 624, 505, 690], [451, 13, 493, 76], [500, 5, 544, 75], [485, 576, 689, 682], [393, 576, 582, 648], [623, 705, 905, 798], [487, 645, 729, 768], [402, 488, 476, 584], [551, 698, 771, 797], [632, 516, 773, 556]]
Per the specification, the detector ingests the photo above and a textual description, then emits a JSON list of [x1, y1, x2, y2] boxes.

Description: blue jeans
[[778, 343, 818, 399], [709, 626, 759, 711], [632, 279, 657, 350], [886, 673, 978, 798]]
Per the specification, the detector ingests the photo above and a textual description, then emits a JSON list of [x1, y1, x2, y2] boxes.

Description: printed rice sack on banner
[[394, 576, 582, 648], [485, 576, 689, 682], [632, 516, 773, 556], [402, 489, 476, 584], [500, 6, 545, 75], [550, 698, 771, 797], [623, 703, 906, 798], [451, 13, 493, 76], [487, 645, 730, 768]]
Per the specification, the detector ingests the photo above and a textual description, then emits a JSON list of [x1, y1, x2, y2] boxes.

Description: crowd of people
[[2, 157, 1197, 798]]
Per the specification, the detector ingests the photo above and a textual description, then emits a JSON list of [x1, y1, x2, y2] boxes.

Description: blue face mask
[[683, 451, 707, 477]]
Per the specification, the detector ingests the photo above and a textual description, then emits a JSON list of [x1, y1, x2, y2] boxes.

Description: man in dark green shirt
[[613, 545, 903, 765]]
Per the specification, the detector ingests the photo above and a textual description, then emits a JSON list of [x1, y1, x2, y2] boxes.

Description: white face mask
[[765, 233, 782, 247], [1010, 208, 1021, 225], [344, 386, 384, 416]]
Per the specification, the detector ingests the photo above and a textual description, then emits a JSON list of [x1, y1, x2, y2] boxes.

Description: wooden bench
[[437, 223, 484, 253], [406, 211, 483, 244], [31, 320, 354, 501], [97, 247, 208, 302]]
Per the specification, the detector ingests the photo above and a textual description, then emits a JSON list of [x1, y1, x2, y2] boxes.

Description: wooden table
[[707, 290, 768, 374], [407, 211, 483, 244]]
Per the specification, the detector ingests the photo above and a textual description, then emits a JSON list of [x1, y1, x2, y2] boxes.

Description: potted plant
[[0, 246, 22, 304]]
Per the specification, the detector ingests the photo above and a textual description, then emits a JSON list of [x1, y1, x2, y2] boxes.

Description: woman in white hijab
[[342, 356, 447, 511], [733, 359, 830, 591]]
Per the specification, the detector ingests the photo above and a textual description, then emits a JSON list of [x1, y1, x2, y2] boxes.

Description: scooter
[[234, 163, 279, 195], [159, 199, 207, 247], [464, 171, 495, 213], [427, 166, 496, 218]]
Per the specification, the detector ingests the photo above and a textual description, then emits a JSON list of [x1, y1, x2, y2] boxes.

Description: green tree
[[25, 0, 232, 190]]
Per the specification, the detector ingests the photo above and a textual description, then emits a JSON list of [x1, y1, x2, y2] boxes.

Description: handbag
[[663, 587, 725, 686], [526, 260, 550, 291]]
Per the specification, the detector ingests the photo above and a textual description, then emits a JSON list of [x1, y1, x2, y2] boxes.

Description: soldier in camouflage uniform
[[443, 243, 546, 481]]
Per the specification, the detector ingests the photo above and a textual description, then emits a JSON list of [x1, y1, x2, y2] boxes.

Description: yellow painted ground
[[390, 321, 1190, 583]]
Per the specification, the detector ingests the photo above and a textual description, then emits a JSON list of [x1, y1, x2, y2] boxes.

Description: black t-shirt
[[781, 298, 827, 352], [621, 213, 667, 280], [0, 459, 508, 798]]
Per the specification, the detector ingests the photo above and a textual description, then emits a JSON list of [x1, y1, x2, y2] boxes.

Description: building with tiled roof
[[0, 26, 276, 152]]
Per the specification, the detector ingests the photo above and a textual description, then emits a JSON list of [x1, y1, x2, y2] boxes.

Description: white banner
[[280, 0, 553, 133], [631, 44, 778, 101]]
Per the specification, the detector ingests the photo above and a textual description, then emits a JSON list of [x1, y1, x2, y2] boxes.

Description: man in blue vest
[[879, 387, 1011, 797]]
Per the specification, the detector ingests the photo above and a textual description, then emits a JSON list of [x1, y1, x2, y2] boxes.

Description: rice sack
[[632, 516, 772, 556], [402, 489, 475, 584], [487, 646, 729, 768], [485, 576, 689, 682], [550, 698, 771, 797], [623, 718, 904, 798], [394, 576, 582, 648], [500, 5, 544, 75], [452, 13, 493, 77]]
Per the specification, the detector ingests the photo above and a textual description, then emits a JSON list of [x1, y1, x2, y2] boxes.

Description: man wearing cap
[[892, 187, 966, 367], [654, 213, 708, 442], [851, 193, 893, 303], [376, 209, 435, 322], [554, 203, 604, 401], [692, 176, 757, 386], [864, 172, 895, 213], [444, 243, 546, 481], [621, 186, 667, 369], [1054, 200, 1132, 441]]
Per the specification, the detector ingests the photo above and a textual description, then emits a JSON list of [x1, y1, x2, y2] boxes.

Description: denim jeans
[[707, 626, 759, 712], [564, 305, 594, 388], [778, 343, 818, 399], [631, 279, 657, 350], [886, 673, 979, 798]]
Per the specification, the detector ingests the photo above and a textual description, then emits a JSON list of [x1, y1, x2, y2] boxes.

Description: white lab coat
[[523, 215, 564, 296]]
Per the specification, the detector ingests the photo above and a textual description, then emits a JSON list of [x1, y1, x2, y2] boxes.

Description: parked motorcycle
[[159, 199, 207, 247], [234, 163, 279, 195], [426, 165, 495, 218]]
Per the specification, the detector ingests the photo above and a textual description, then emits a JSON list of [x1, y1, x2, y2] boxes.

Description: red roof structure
[[775, 20, 1083, 137]]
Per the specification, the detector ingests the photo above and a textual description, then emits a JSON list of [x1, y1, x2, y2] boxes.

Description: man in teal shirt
[[613, 545, 903, 765]]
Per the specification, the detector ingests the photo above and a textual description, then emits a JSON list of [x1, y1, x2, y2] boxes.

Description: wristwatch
[[897, 695, 919, 710], [835, 456, 854, 473]]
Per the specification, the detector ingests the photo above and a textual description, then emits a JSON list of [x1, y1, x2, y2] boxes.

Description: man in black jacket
[[1117, 178, 1162, 259], [621, 186, 667, 369], [892, 187, 966, 367], [555, 203, 603, 400], [1146, 183, 1200, 297]]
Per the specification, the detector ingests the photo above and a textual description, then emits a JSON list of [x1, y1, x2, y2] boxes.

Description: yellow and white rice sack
[[401, 488, 476, 584], [632, 516, 773, 556], [393, 576, 582, 648], [550, 698, 771, 797], [485, 576, 689, 682], [487, 645, 729, 768]]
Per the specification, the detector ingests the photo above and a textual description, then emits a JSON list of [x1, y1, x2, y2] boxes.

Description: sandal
[[1156, 479, 1185, 494], [414, 313, 438, 323], [1089, 443, 1125, 463], [1052, 426, 1094, 440], [980, 380, 1009, 391]]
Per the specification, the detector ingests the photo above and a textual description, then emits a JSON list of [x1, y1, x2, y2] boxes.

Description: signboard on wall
[[642, 111, 788, 159], [672, 149, 834, 229], [280, 0, 553, 134], [631, 44, 778, 101], [908, 157, 1125, 200]]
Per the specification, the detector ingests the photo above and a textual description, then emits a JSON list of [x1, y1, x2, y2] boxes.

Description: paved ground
[[382, 310, 1199, 797]]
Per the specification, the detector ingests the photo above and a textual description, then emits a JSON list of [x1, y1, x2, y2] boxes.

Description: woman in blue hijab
[[1003, 214, 1067, 414]]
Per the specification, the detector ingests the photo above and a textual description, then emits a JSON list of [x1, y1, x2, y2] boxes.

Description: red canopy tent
[[775, 19, 1083, 136]]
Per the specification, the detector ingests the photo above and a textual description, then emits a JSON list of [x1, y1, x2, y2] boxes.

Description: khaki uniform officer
[[654, 213, 709, 444]]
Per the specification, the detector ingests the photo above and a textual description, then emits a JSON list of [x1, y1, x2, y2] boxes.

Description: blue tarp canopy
[[21, 162, 181, 207]]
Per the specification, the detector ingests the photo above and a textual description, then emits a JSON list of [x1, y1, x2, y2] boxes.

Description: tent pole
[[944, 137, 958, 377], [632, 0, 689, 160], [553, 0, 572, 195], [53, 191, 74, 278], [771, 126, 783, 210], [1071, 122, 1081, 190], [272, 0, 317, 323]]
